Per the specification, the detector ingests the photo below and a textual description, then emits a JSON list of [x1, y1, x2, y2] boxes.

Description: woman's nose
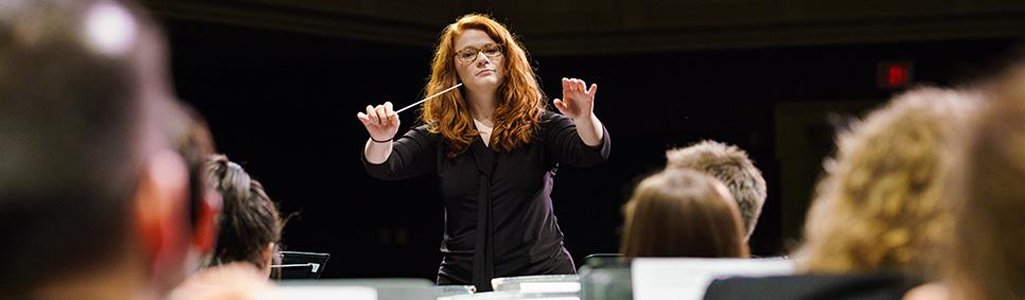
[[475, 52, 491, 66]]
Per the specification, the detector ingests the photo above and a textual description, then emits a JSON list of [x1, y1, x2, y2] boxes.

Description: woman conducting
[[357, 14, 610, 291]]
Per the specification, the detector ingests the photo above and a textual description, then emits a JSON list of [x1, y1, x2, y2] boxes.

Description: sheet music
[[631, 258, 794, 300], [271, 286, 377, 300]]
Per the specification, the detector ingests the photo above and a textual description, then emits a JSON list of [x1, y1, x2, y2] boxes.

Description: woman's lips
[[477, 70, 493, 76]]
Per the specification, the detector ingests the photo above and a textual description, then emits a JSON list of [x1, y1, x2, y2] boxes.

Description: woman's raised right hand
[[356, 102, 400, 141]]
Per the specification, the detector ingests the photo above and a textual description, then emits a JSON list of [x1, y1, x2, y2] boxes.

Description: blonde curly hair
[[795, 87, 978, 278]]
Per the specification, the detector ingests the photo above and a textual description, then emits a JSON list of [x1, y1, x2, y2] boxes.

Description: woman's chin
[[474, 77, 500, 88]]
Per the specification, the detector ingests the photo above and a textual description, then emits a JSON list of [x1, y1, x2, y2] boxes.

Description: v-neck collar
[[473, 119, 493, 147]]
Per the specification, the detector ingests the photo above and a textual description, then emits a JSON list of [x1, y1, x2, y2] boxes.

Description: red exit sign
[[878, 61, 913, 89]]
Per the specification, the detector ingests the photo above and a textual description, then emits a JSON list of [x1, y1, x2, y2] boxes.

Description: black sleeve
[[362, 125, 438, 181], [544, 112, 611, 167]]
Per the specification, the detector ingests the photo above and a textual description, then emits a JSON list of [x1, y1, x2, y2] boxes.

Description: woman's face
[[453, 28, 504, 93]]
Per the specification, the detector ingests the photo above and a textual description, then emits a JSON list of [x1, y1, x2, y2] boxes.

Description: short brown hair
[[620, 169, 750, 258], [666, 141, 767, 238], [796, 87, 978, 277]]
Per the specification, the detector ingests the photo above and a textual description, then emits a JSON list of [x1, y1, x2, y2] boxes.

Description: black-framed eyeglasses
[[455, 43, 503, 63]]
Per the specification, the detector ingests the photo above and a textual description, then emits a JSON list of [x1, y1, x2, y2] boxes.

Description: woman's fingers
[[366, 105, 380, 124], [360, 102, 404, 129], [357, 112, 372, 125], [562, 78, 591, 100], [384, 102, 396, 125], [587, 83, 598, 99], [553, 98, 567, 112], [375, 104, 389, 125], [565, 77, 574, 96], [564, 78, 579, 102]]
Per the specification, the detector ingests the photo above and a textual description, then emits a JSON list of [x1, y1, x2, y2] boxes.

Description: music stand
[[272, 251, 331, 280]]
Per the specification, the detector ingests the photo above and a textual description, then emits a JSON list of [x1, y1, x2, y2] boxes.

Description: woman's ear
[[132, 150, 192, 286], [193, 187, 222, 254], [261, 242, 276, 277]]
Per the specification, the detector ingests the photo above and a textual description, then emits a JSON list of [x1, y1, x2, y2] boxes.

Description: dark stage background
[[159, 6, 1022, 280]]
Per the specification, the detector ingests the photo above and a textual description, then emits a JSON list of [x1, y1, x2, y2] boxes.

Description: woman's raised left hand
[[553, 77, 598, 120]]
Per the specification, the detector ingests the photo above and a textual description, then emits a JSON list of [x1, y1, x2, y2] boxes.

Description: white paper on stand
[[631, 258, 794, 300], [271, 286, 377, 300]]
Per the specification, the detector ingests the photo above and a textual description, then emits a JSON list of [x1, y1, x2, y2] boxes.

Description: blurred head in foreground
[[0, 0, 220, 298], [796, 87, 979, 278], [945, 66, 1025, 300]]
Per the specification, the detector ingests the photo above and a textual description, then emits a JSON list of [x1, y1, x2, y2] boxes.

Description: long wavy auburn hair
[[420, 14, 546, 157]]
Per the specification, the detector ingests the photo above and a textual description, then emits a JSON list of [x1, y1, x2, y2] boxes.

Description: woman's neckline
[[473, 118, 493, 147]]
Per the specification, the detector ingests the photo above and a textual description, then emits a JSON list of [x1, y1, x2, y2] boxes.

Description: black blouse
[[363, 111, 611, 291]]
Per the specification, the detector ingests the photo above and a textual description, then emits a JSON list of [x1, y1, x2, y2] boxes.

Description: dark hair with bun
[[205, 154, 283, 272]]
